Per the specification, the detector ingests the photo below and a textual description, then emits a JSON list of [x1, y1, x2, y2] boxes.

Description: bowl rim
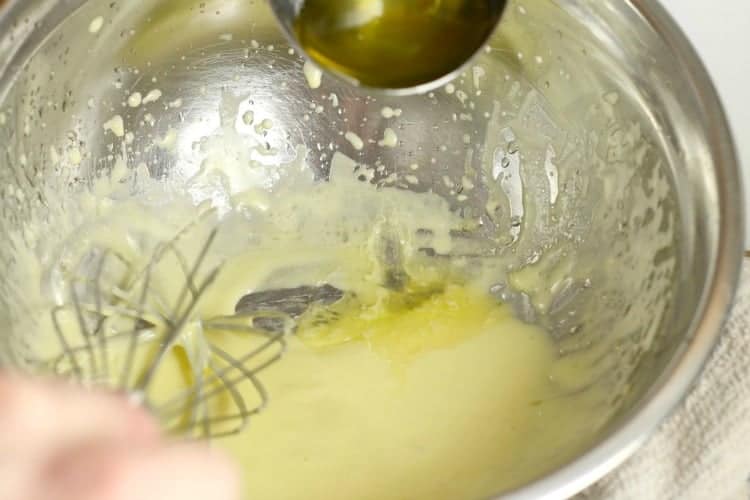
[[501, 0, 745, 498], [0, 0, 744, 498]]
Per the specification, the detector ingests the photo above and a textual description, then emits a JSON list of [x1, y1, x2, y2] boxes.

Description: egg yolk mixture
[[214, 288, 595, 499], [19, 152, 604, 500], [134, 283, 599, 500]]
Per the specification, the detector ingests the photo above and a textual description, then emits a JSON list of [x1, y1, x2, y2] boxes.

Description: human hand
[[0, 375, 240, 500]]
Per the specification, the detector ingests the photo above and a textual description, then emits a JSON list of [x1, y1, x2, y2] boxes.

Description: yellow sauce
[[20, 151, 604, 499], [213, 287, 597, 499], [123, 278, 600, 499]]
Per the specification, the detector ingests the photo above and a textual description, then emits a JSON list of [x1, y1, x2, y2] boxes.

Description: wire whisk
[[35, 216, 301, 440]]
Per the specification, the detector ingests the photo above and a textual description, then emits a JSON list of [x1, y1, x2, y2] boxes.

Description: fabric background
[[579, 259, 750, 499]]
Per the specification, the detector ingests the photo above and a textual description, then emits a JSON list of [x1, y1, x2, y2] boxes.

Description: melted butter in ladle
[[292, 0, 507, 91]]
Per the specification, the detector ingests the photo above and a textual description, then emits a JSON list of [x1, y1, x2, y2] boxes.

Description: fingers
[[0, 375, 241, 500], [0, 453, 42, 500], [39, 441, 241, 500], [0, 374, 159, 454]]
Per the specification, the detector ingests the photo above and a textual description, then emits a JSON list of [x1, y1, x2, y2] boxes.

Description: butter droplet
[[345, 132, 364, 151], [69, 148, 82, 165], [142, 89, 162, 105], [380, 107, 402, 119], [127, 92, 142, 108], [103, 115, 125, 137], [378, 128, 398, 148], [89, 16, 104, 34], [304, 61, 323, 89]]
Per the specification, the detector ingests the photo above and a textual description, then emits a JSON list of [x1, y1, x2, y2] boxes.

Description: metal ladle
[[269, 0, 508, 95]]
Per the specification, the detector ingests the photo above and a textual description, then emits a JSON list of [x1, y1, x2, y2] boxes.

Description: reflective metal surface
[[0, 0, 743, 498]]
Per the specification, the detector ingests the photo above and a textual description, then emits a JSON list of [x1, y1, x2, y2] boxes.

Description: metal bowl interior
[[0, 0, 743, 498]]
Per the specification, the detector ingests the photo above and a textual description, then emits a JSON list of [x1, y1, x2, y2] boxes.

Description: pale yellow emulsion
[[18, 149, 603, 500], [210, 288, 601, 500]]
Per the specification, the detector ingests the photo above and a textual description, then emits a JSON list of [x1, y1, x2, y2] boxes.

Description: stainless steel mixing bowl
[[0, 0, 743, 498]]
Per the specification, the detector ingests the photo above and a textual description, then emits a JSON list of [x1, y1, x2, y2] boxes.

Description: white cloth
[[580, 259, 750, 500]]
